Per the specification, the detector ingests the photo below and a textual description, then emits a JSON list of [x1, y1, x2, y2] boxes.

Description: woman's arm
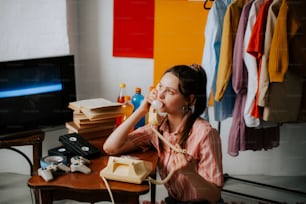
[[103, 91, 155, 155], [103, 105, 145, 155]]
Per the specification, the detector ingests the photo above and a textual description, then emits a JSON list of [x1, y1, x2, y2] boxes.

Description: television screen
[[0, 55, 76, 137]]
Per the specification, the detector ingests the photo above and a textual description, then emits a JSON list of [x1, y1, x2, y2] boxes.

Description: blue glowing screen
[[0, 65, 62, 98]]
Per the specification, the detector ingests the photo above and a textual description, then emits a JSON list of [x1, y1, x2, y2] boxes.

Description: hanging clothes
[[247, 0, 273, 119], [264, 0, 306, 122], [206, 0, 305, 156], [201, 0, 235, 122], [268, 0, 306, 83], [242, 0, 266, 128], [257, 0, 282, 107], [228, 0, 255, 156], [228, 0, 280, 156], [214, 0, 249, 102]]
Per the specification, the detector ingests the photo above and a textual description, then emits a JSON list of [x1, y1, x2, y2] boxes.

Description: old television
[[0, 55, 76, 138]]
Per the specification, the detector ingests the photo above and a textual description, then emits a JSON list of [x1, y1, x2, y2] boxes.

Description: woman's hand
[[171, 144, 196, 174], [139, 87, 158, 113]]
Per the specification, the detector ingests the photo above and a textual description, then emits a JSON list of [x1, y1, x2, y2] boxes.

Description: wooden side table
[[28, 148, 158, 204]]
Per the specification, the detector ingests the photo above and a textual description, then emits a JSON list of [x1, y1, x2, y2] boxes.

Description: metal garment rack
[[222, 173, 306, 203], [218, 122, 306, 202]]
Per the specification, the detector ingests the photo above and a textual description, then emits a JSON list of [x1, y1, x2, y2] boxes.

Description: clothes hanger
[[203, 0, 214, 10]]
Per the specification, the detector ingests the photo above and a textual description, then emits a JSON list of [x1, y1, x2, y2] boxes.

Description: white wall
[[77, 0, 154, 101], [1, 0, 306, 176], [0, 0, 70, 62]]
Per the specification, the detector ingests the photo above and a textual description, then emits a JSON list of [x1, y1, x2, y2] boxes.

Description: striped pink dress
[[128, 113, 223, 201]]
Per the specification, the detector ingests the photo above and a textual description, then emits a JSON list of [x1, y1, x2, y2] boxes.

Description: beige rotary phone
[[100, 156, 153, 184]]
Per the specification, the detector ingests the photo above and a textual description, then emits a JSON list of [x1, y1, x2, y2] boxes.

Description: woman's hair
[[163, 64, 207, 147]]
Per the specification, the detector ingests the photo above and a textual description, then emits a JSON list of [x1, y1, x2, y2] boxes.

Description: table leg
[[32, 133, 44, 204], [150, 170, 157, 204], [124, 194, 140, 204], [33, 141, 43, 175], [40, 190, 53, 204]]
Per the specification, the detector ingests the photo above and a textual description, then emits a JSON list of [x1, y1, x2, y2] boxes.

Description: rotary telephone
[[100, 156, 153, 184], [100, 93, 165, 185]]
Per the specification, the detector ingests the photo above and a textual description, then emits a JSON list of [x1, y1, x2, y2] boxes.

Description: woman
[[103, 64, 224, 203]]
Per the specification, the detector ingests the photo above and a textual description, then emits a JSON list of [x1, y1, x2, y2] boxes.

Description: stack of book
[[65, 98, 122, 135]]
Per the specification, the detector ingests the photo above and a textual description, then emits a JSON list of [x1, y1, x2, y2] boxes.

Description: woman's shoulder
[[193, 117, 219, 136], [194, 117, 213, 128]]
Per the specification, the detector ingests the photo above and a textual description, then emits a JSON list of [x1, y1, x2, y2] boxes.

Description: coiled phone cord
[[101, 126, 189, 204], [146, 125, 188, 184]]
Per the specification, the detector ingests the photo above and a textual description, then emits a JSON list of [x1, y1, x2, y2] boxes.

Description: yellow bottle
[[122, 95, 134, 122], [121, 96, 134, 132]]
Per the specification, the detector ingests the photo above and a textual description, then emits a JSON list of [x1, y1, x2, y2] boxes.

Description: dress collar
[[159, 112, 191, 135]]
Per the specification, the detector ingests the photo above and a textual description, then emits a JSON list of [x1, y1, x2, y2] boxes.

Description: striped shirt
[[128, 114, 223, 201]]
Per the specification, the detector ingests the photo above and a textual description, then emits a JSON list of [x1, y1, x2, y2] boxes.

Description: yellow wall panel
[[153, 0, 209, 84]]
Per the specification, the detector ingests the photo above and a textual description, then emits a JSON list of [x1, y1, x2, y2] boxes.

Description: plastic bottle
[[117, 83, 126, 103], [121, 95, 134, 132], [116, 83, 126, 127], [122, 96, 134, 122], [132, 87, 145, 129]]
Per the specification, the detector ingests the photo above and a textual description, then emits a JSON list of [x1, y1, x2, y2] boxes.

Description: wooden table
[[28, 148, 158, 204]]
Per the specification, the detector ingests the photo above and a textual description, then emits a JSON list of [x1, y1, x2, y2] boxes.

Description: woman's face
[[157, 72, 187, 115]]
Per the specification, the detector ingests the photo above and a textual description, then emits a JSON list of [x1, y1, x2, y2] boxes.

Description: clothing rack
[[204, 0, 306, 201], [216, 121, 306, 201], [222, 173, 306, 202]]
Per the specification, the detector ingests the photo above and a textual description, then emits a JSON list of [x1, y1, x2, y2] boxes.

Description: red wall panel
[[113, 0, 154, 58]]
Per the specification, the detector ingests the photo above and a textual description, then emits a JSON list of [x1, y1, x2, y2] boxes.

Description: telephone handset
[[148, 100, 165, 126], [148, 84, 167, 126]]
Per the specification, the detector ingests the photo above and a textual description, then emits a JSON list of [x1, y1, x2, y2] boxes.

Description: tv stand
[[0, 129, 45, 175]]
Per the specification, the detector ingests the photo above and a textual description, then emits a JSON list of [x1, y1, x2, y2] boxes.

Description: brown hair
[[162, 64, 207, 147]]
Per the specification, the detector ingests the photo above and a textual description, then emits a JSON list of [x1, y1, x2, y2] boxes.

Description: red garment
[[247, 0, 273, 119]]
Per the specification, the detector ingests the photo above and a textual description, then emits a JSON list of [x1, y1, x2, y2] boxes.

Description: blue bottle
[[132, 87, 145, 129]]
